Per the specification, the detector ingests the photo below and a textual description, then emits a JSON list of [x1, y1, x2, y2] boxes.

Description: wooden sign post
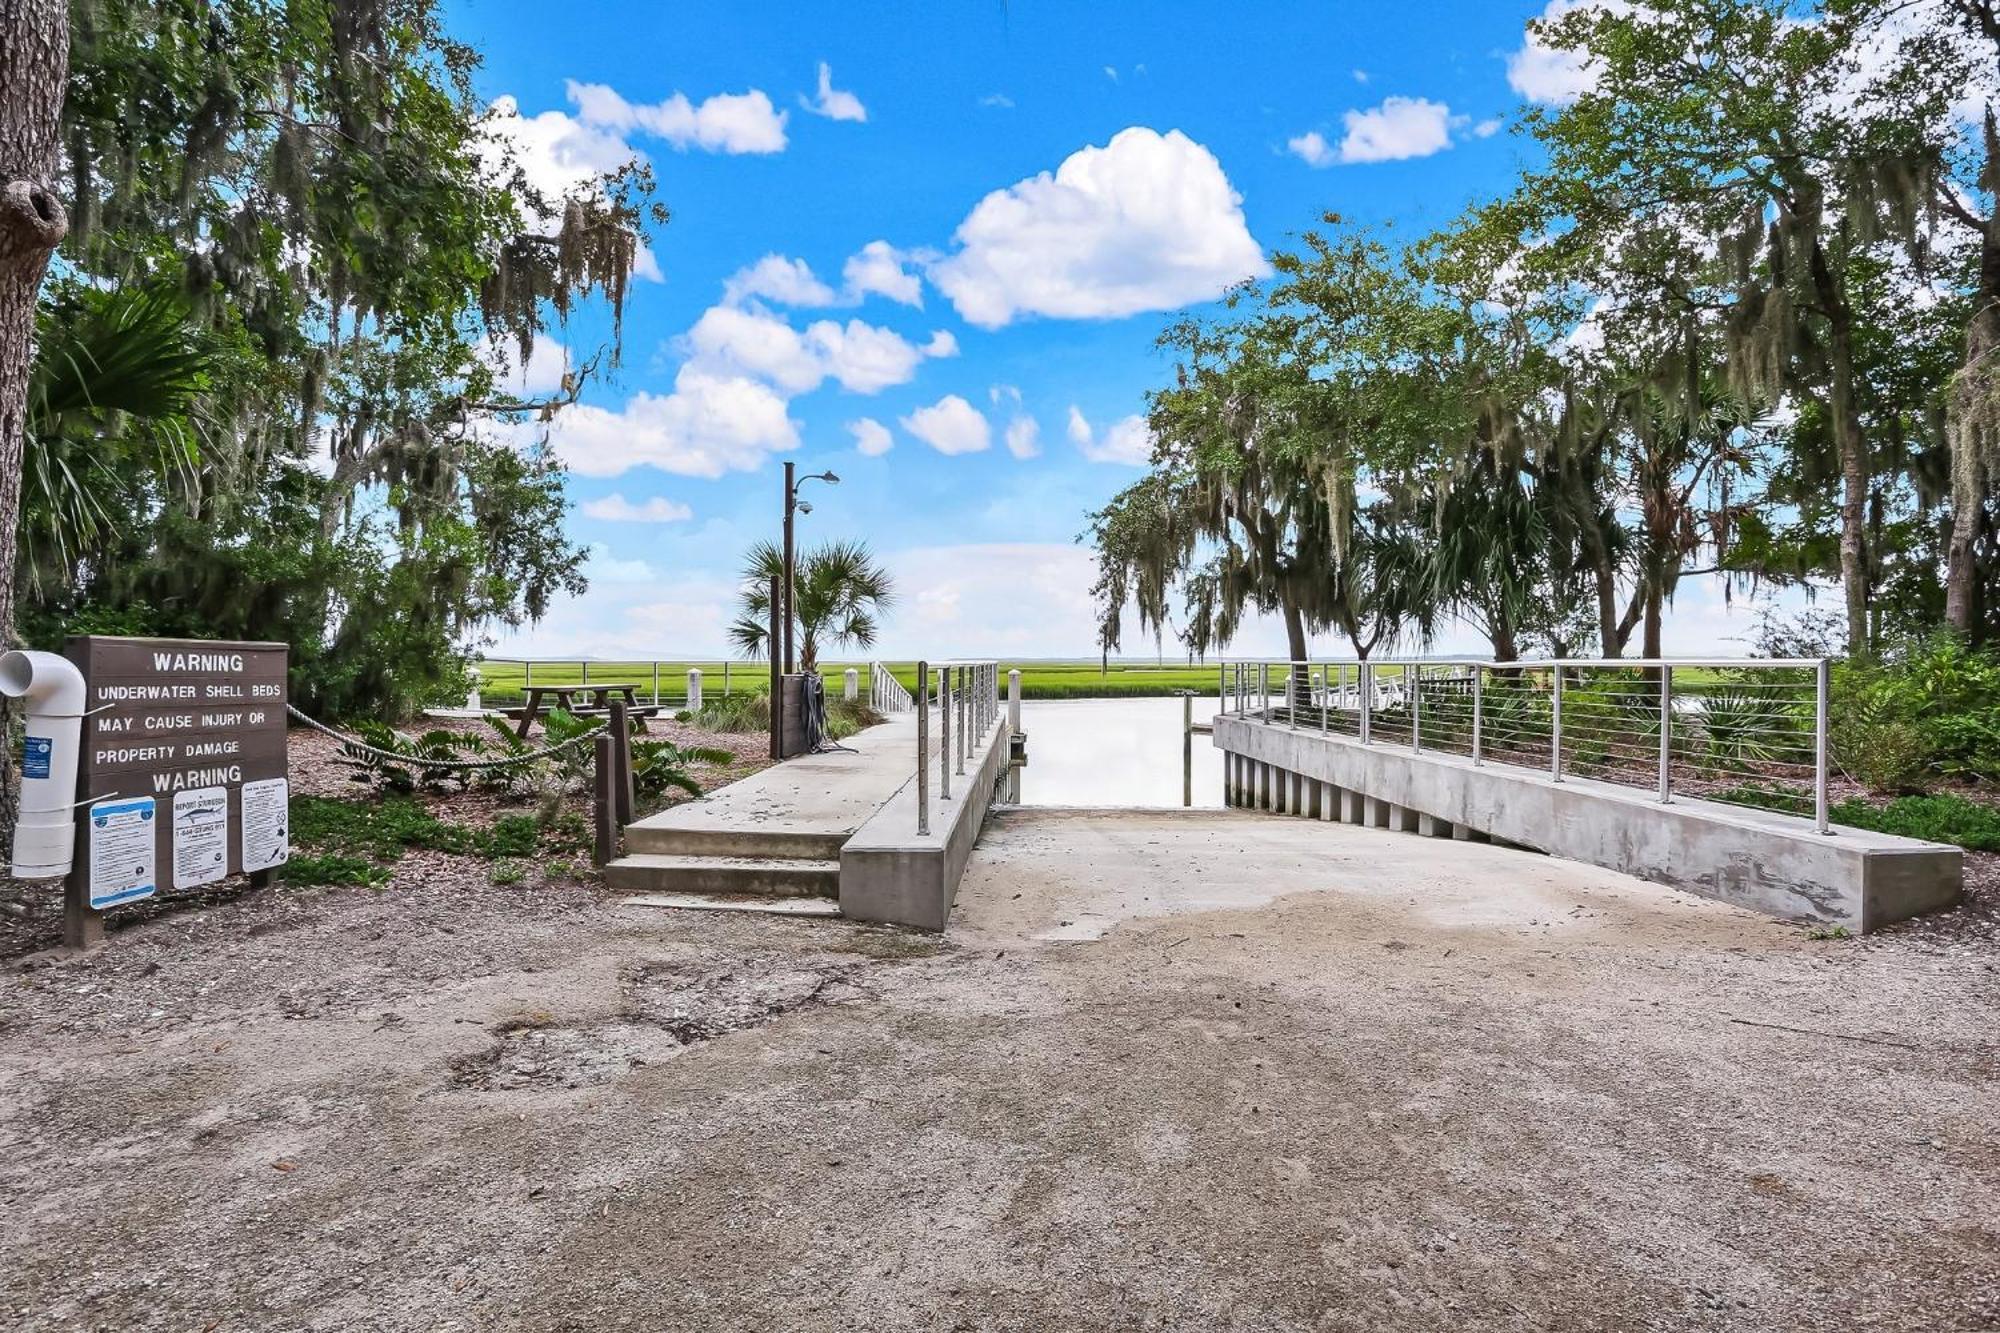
[[63, 637, 290, 948]]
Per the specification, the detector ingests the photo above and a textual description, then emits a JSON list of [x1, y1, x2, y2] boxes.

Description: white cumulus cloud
[[723, 254, 837, 307], [849, 417, 894, 457], [581, 494, 693, 522], [1332, 96, 1458, 164], [1067, 405, 1152, 465], [1507, 0, 1632, 105], [803, 62, 867, 122], [1286, 131, 1337, 168], [683, 304, 949, 395], [585, 543, 657, 583], [928, 126, 1267, 328], [842, 241, 924, 307], [722, 240, 924, 310], [542, 369, 798, 479], [1004, 415, 1041, 459], [566, 78, 787, 154], [902, 395, 991, 456]]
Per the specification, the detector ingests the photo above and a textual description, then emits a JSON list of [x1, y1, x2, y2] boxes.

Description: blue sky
[[450, 0, 1784, 661]]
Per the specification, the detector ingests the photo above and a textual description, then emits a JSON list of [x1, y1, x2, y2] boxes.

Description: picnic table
[[511, 682, 651, 737]]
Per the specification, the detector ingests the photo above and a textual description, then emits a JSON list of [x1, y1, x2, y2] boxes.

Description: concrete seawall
[[1213, 714, 1961, 932], [840, 717, 1012, 931]]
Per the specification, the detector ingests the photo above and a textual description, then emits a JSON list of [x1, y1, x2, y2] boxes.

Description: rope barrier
[[284, 704, 608, 771]]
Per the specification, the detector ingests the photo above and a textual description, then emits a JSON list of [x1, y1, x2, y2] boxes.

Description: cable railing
[[1219, 657, 1832, 833], [913, 659, 1002, 836]]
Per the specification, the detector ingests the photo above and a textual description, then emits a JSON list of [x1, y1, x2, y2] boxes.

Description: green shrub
[[1833, 636, 2000, 790], [1716, 786, 2000, 850], [689, 691, 770, 734], [1828, 794, 2000, 851], [825, 697, 885, 740], [289, 795, 589, 866]]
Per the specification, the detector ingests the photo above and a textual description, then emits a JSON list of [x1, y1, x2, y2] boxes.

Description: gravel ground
[[1, 807, 1995, 1331]]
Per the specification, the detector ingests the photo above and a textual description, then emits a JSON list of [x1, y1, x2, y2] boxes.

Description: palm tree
[[729, 538, 896, 672]]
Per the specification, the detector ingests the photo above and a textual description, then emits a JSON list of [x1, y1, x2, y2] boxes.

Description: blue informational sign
[[88, 797, 158, 910], [21, 735, 51, 780]]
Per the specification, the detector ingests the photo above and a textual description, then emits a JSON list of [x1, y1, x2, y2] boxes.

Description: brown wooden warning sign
[[63, 637, 290, 945]]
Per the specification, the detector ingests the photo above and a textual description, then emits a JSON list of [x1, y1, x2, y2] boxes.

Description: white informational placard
[[240, 777, 290, 872], [172, 786, 229, 890], [88, 797, 157, 909]]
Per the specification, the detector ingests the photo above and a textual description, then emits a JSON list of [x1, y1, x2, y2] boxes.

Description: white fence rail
[[871, 661, 914, 713], [1220, 657, 1832, 833]]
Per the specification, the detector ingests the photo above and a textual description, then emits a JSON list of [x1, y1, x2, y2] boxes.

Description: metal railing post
[[1360, 662, 1372, 744], [652, 661, 661, 706], [1815, 658, 1831, 834], [939, 665, 952, 801], [1321, 664, 1330, 734], [1472, 665, 1483, 766], [1658, 666, 1672, 804], [1551, 664, 1563, 782], [956, 666, 968, 774], [1412, 663, 1422, 754], [1007, 668, 1023, 802], [916, 659, 930, 835], [1288, 662, 1299, 730]]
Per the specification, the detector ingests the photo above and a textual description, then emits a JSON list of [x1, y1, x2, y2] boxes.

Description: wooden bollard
[[593, 733, 616, 867], [608, 699, 635, 827]]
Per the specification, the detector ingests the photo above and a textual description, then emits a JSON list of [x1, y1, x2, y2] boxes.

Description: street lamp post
[[781, 463, 840, 676]]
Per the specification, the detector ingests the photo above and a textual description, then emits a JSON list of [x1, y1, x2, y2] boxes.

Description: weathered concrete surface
[[624, 714, 918, 859], [839, 717, 1009, 930], [5, 811, 1995, 1331], [1215, 715, 1962, 932]]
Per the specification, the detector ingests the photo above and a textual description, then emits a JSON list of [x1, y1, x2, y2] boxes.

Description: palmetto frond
[[731, 537, 896, 671], [23, 285, 213, 597]]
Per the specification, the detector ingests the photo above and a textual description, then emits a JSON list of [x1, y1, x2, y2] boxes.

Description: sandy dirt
[[2, 807, 1996, 1332]]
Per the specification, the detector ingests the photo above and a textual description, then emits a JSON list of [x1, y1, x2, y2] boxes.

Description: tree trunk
[[1487, 604, 1519, 663], [1827, 299, 1870, 656], [0, 0, 69, 639], [1581, 523, 1621, 657], [1281, 596, 1310, 712], [0, 0, 71, 837], [1946, 208, 2000, 640]]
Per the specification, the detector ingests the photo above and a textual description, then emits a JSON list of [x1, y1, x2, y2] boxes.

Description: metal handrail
[[914, 658, 1000, 836], [1218, 656, 1833, 834]]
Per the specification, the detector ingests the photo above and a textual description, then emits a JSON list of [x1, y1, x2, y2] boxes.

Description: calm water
[[1014, 696, 1227, 809]]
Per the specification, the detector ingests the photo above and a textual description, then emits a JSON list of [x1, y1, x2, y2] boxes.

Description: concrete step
[[602, 853, 840, 899], [620, 891, 844, 918], [621, 824, 849, 861]]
